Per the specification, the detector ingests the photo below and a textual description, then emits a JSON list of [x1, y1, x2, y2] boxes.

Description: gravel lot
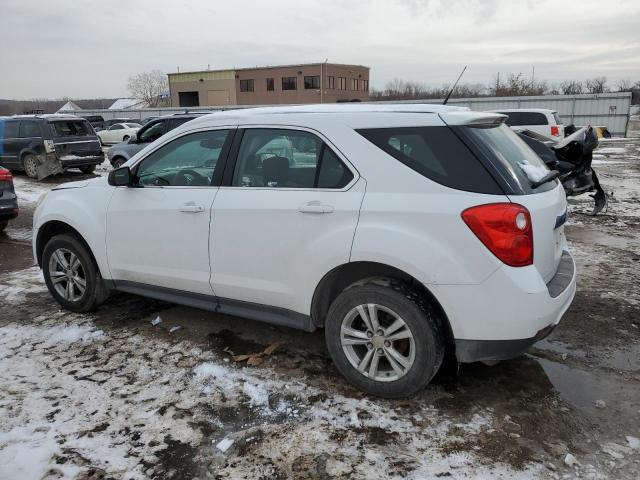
[[1, 139, 639, 479]]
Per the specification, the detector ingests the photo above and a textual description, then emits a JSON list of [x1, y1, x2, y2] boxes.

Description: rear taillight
[[550, 126, 560, 137], [461, 203, 533, 267], [0, 168, 12, 182]]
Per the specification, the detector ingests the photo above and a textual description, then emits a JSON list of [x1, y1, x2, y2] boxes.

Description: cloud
[[0, 0, 638, 98]]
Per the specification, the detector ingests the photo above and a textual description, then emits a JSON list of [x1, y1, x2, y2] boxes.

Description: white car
[[97, 123, 141, 145], [32, 104, 576, 397], [488, 108, 565, 140]]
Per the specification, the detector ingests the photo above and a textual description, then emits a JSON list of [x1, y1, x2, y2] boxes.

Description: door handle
[[298, 201, 334, 214], [180, 203, 205, 213]]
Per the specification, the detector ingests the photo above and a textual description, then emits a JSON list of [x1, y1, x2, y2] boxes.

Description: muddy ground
[[0, 140, 639, 479]]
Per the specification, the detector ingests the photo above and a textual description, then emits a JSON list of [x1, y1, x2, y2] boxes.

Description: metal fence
[[63, 92, 633, 136]]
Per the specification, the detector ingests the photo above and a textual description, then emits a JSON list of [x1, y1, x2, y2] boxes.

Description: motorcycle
[[517, 125, 608, 215]]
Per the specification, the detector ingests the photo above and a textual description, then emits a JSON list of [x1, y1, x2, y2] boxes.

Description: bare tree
[[615, 79, 634, 92], [560, 80, 584, 95], [127, 70, 168, 107], [584, 77, 608, 94]]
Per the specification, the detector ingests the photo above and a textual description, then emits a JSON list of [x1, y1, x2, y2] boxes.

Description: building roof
[[109, 98, 148, 110], [57, 101, 82, 112], [168, 62, 369, 76]]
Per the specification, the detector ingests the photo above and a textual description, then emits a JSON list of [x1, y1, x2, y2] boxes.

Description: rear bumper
[[0, 194, 19, 221], [59, 154, 104, 168], [430, 250, 577, 363]]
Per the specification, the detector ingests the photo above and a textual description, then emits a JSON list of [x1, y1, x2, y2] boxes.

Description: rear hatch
[[453, 121, 567, 282], [48, 119, 102, 158]]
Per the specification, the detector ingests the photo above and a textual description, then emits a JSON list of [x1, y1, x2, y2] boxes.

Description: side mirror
[[108, 166, 132, 187]]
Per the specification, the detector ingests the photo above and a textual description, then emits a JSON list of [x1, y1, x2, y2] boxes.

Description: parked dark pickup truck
[[0, 114, 104, 179]]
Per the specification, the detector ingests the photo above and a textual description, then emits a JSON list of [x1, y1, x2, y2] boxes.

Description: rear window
[[460, 124, 556, 194], [499, 112, 548, 126], [49, 120, 93, 137], [357, 126, 502, 194]]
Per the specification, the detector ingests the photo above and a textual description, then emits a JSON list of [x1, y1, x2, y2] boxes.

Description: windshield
[[49, 120, 93, 137], [463, 123, 556, 193]]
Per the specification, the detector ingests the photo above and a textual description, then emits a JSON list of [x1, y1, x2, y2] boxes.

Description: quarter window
[[136, 130, 229, 187], [282, 77, 297, 90], [19, 120, 41, 138], [304, 76, 320, 89], [232, 129, 353, 189], [240, 79, 254, 92]]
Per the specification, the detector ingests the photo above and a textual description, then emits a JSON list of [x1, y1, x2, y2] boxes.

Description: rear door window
[[231, 129, 353, 189], [0, 120, 19, 139], [19, 120, 42, 138], [357, 126, 502, 194], [139, 121, 167, 142]]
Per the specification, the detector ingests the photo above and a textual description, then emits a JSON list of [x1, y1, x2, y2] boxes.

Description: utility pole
[[320, 58, 328, 103], [531, 65, 535, 89]]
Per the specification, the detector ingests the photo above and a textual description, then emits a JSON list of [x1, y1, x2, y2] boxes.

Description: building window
[[282, 77, 297, 90], [266, 78, 274, 91], [240, 79, 254, 92], [304, 76, 320, 89], [327, 76, 335, 89], [361, 79, 369, 92], [351, 78, 359, 91], [338, 77, 347, 90]]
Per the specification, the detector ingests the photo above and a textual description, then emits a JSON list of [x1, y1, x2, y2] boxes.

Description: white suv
[[33, 104, 576, 397], [489, 108, 565, 140]]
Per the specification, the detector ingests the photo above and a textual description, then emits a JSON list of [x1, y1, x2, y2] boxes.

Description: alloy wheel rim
[[48, 248, 86, 302], [340, 303, 415, 382], [25, 157, 38, 177]]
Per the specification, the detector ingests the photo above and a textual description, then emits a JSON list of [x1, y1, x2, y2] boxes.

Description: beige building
[[168, 63, 370, 107]]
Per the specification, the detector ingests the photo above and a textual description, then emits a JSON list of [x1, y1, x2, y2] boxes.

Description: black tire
[[123, 135, 130, 142], [111, 157, 126, 169], [42, 233, 108, 313], [80, 164, 96, 174], [0, 220, 7, 232], [325, 282, 444, 398], [23, 154, 39, 178]]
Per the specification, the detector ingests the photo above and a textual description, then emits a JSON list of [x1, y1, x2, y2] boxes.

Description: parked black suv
[[107, 113, 209, 168], [0, 115, 104, 179]]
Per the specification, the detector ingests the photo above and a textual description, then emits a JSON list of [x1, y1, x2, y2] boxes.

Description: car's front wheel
[[325, 282, 444, 398], [123, 135, 130, 142], [42, 234, 108, 313]]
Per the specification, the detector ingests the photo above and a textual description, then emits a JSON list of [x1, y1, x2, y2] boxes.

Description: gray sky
[[1, 0, 639, 99]]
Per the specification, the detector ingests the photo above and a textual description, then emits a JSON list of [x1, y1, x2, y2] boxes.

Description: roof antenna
[[443, 65, 467, 105]]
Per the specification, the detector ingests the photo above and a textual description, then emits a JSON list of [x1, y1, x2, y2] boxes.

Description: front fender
[[34, 185, 114, 278]]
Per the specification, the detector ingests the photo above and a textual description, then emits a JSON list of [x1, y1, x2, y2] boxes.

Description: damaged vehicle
[[516, 126, 607, 215], [0, 115, 104, 179]]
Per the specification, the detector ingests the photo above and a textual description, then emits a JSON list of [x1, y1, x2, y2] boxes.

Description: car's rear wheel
[[23, 154, 39, 178], [111, 157, 126, 169], [80, 165, 96, 174], [325, 282, 444, 398], [42, 234, 107, 313]]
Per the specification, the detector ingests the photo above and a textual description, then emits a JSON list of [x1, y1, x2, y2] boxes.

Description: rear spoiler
[[439, 112, 507, 126]]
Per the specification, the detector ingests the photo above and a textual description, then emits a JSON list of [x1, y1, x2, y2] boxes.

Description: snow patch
[[518, 161, 549, 183]]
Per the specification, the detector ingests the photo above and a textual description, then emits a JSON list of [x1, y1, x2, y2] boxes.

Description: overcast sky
[[1, 0, 639, 99]]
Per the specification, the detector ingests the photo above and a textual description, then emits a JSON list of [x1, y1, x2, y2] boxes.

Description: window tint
[[282, 77, 297, 90], [304, 76, 320, 89], [136, 130, 229, 187], [19, 120, 41, 138], [0, 120, 19, 139], [240, 79, 254, 92], [168, 117, 192, 131], [499, 111, 548, 126], [357, 126, 502, 194], [462, 124, 556, 193], [232, 129, 352, 189], [50, 120, 91, 137], [138, 121, 166, 142]]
